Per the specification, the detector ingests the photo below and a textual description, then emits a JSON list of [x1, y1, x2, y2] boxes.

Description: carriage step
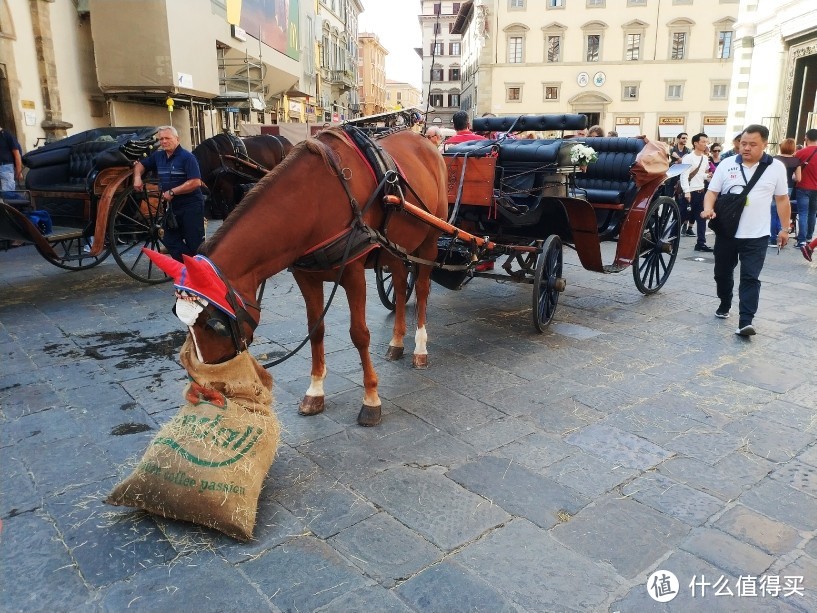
[[602, 264, 627, 274]]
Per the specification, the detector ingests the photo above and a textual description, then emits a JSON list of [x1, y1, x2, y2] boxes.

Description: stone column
[[29, 0, 72, 139]]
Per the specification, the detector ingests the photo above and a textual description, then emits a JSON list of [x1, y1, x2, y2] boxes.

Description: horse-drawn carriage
[[138, 110, 683, 426], [372, 113, 682, 330], [0, 126, 176, 283]]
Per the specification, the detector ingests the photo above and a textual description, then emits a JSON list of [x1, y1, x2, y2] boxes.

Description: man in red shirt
[[794, 128, 817, 247], [444, 111, 487, 146]]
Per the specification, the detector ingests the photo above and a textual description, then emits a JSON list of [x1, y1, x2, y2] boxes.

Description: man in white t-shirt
[[680, 132, 713, 251], [701, 124, 790, 337]]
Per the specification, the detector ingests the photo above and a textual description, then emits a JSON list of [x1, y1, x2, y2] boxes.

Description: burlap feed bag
[[107, 337, 280, 541]]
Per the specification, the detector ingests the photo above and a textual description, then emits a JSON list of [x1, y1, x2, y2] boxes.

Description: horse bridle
[[177, 262, 262, 359]]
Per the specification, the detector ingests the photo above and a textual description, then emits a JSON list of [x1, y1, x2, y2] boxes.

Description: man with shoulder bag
[[701, 125, 790, 337]]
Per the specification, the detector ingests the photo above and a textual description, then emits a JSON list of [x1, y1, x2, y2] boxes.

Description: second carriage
[[373, 113, 683, 331]]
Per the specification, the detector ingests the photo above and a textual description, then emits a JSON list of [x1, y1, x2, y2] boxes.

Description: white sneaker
[[735, 324, 756, 337]]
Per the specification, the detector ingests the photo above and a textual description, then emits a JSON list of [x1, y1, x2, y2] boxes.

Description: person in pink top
[[444, 111, 487, 146]]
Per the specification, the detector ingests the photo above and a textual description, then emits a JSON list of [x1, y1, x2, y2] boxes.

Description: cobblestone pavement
[[1, 231, 815, 613]]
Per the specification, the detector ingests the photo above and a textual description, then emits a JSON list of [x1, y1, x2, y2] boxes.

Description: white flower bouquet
[[570, 144, 599, 167]]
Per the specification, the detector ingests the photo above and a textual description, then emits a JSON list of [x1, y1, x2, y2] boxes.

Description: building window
[[450, 42, 461, 55], [548, 0, 564, 7], [666, 83, 683, 100], [433, 23, 441, 35], [449, 93, 460, 107], [509, 0, 525, 8], [431, 42, 444, 56], [587, 0, 605, 5], [396, 92, 402, 101], [508, 36, 523, 63], [586, 34, 601, 62], [431, 68, 444, 81], [429, 93, 443, 107], [712, 82, 729, 99], [547, 35, 561, 62], [671, 32, 686, 59], [544, 85, 560, 101], [449, 67, 461, 81], [673, 0, 692, 3], [453, 2, 461, 13], [627, 0, 646, 4], [622, 83, 639, 100], [433, 3, 441, 15], [626, 33, 640, 60], [717, 30, 733, 59], [506, 86, 522, 102]]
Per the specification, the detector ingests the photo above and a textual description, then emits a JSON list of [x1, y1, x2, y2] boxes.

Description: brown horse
[[147, 128, 447, 426], [193, 133, 292, 219]]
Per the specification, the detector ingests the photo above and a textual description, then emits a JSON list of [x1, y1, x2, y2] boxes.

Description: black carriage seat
[[25, 140, 120, 193], [571, 137, 646, 207], [471, 113, 587, 135]]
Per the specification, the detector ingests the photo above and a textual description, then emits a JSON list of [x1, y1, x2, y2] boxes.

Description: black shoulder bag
[[708, 160, 770, 239]]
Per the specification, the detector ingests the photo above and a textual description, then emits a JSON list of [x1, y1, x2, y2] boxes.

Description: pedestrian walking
[[701, 124, 790, 337], [679, 133, 713, 252], [0, 125, 23, 191], [793, 128, 817, 248], [771, 137, 801, 246]]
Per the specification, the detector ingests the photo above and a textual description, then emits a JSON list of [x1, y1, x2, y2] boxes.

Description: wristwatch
[[168, 189, 175, 197]]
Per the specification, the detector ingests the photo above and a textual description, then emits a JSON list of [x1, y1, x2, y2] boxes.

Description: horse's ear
[[141, 248, 185, 283]]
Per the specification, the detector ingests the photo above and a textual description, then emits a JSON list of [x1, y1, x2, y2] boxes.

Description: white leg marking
[[305, 366, 327, 397], [389, 335, 404, 348], [414, 326, 428, 355], [363, 390, 381, 407]]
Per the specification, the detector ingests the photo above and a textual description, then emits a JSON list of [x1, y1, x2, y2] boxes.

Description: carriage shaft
[[389, 196, 537, 255]]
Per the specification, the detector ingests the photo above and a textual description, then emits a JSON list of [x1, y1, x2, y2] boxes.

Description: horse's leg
[[411, 239, 439, 369], [293, 272, 327, 416], [383, 253, 408, 361], [342, 263, 382, 426]]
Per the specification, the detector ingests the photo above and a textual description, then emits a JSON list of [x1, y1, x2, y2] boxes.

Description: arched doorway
[[567, 91, 612, 131], [782, 40, 817, 141]]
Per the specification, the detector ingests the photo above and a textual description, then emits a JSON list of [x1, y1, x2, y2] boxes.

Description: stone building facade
[[453, 0, 740, 143], [419, 1, 465, 126], [726, 0, 817, 147]]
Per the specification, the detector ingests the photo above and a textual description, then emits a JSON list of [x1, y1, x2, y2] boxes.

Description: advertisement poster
[[240, 0, 300, 60]]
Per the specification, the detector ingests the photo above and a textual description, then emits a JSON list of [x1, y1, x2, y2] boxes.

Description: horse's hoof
[[299, 395, 325, 416], [385, 346, 404, 361], [413, 354, 429, 369], [357, 404, 382, 427]]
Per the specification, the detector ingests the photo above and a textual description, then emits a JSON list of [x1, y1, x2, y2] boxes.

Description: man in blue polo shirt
[[133, 125, 205, 261]]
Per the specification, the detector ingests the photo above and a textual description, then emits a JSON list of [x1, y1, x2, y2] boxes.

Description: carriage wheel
[[375, 259, 416, 311], [632, 196, 681, 295], [107, 185, 171, 284], [37, 233, 110, 271], [532, 235, 564, 332]]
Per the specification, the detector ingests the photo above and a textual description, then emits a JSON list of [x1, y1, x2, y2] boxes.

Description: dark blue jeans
[[713, 235, 768, 327], [163, 200, 205, 261], [795, 187, 817, 243]]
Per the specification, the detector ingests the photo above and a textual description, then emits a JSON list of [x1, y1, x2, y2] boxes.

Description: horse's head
[[143, 249, 259, 364]]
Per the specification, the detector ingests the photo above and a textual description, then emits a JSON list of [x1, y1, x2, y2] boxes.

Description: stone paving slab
[[551, 497, 691, 579], [1, 235, 816, 611], [355, 465, 510, 551], [328, 512, 441, 588], [447, 455, 589, 528], [453, 518, 619, 612]]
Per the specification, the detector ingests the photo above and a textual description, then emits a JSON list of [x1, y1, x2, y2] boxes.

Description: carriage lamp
[[166, 97, 174, 113]]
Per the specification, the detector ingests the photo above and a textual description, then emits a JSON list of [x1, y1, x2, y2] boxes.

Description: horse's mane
[[200, 129, 352, 255]]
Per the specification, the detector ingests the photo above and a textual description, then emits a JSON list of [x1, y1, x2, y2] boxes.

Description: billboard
[[240, 0, 300, 60]]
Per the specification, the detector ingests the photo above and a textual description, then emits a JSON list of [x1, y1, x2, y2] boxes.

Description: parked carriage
[[374, 113, 683, 331], [0, 126, 176, 283]]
